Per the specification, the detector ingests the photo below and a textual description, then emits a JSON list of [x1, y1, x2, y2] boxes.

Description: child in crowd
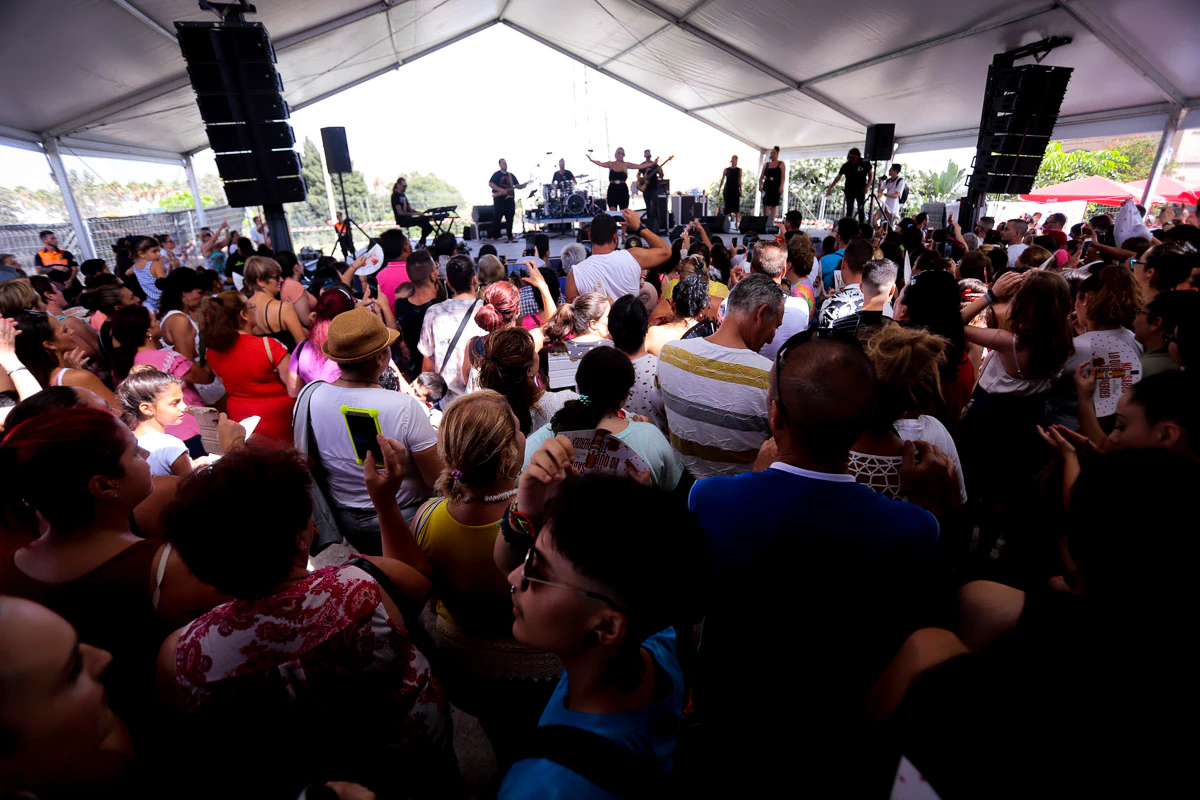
[[413, 370, 448, 427], [117, 366, 209, 476]]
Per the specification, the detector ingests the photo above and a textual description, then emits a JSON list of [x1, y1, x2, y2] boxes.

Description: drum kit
[[538, 175, 602, 219]]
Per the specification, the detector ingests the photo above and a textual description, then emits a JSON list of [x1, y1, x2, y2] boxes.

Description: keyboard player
[[390, 176, 434, 247]]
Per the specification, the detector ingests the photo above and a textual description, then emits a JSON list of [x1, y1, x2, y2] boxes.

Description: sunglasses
[[520, 545, 629, 616]]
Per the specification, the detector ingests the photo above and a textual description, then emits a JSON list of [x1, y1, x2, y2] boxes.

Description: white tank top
[[977, 337, 1052, 396], [160, 310, 200, 355]]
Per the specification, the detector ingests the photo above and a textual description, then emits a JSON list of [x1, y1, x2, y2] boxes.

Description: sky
[[0, 24, 975, 214]]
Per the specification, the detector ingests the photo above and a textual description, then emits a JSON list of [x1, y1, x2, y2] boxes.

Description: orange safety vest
[[36, 247, 69, 268]]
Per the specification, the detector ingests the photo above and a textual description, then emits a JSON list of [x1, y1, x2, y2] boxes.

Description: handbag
[[292, 380, 344, 554]]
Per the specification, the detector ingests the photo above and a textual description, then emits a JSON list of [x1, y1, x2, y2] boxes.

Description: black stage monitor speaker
[[321, 127, 353, 174], [700, 215, 729, 233], [739, 216, 769, 234], [864, 124, 895, 161], [473, 205, 495, 225]]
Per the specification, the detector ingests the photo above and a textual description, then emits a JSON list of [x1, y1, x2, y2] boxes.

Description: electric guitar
[[637, 154, 675, 192], [491, 172, 533, 199]]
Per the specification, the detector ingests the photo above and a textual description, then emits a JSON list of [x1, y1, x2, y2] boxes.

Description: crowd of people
[[1, 191, 1198, 800]]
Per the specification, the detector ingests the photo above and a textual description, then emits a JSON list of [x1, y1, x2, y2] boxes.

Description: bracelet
[[3, 365, 28, 376], [985, 288, 998, 306], [500, 499, 535, 550], [635, 225, 649, 235]]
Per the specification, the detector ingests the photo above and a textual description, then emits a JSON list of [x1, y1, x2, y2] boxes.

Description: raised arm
[[363, 437, 434, 603], [622, 208, 672, 269], [588, 156, 613, 169]]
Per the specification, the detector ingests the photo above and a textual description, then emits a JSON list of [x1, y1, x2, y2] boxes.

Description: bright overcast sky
[[0, 24, 973, 213]]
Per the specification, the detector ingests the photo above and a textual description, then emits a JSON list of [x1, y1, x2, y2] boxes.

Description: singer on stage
[[488, 158, 529, 242], [718, 155, 743, 226]]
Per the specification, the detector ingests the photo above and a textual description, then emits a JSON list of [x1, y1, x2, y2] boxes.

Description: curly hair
[[434, 390, 523, 504], [477, 327, 536, 434], [1007, 270, 1075, 378], [199, 290, 248, 352], [864, 325, 948, 430], [786, 231, 815, 275], [165, 443, 312, 598], [1084, 264, 1143, 329]]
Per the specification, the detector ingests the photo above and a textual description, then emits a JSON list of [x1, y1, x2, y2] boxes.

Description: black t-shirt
[[394, 296, 438, 377], [839, 160, 872, 193], [391, 190, 414, 218], [490, 171, 516, 198], [552, 170, 574, 184], [640, 163, 661, 193]]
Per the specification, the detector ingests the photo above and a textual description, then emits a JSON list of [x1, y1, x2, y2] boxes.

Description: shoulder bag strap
[[521, 725, 667, 799], [439, 299, 480, 373]]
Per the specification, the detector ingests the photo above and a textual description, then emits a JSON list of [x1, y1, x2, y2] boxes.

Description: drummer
[[552, 158, 575, 186]]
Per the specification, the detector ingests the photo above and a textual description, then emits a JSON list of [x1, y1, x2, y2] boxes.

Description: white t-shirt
[[760, 295, 811, 362], [307, 384, 438, 510], [570, 249, 642, 300], [138, 431, 188, 476], [893, 415, 969, 504], [1006, 243, 1028, 267], [417, 297, 485, 403], [249, 225, 265, 245], [882, 177, 905, 215]]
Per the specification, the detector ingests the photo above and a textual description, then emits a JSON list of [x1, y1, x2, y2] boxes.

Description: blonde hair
[[676, 254, 706, 279], [476, 255, 507, 290], [0, 280, 37, 318], [435, 390, 522, 504], [865, 325, 948, 428], [242, 255, 282, 296], [1015, 245, 1053, 271]]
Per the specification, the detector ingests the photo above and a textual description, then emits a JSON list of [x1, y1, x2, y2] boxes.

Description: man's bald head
[[771, 337, 876, 463]]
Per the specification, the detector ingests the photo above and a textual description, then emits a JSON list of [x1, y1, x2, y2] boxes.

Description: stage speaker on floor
[[320, 127, 353, 174], [739, 216, 769, 234], [176, 20, 305, 207], [864, 123, 895, 161], [700, 215, 729, 233], [473, 205, 495, 225]]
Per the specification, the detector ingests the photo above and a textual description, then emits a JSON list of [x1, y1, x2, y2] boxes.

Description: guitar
[[637, 154, 675, 192], [492, 172, 534, 199]]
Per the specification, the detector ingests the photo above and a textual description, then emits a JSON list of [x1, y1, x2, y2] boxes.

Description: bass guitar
[[636, 154, 675, 192]]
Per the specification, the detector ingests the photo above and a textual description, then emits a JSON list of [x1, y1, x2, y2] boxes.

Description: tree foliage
[[1033, 136, 1177, 188]]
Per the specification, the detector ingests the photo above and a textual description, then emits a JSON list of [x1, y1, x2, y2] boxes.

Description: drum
[[542, 184, 554, 203], [566, 192, 587, 215], [546, 200, 564, 219]]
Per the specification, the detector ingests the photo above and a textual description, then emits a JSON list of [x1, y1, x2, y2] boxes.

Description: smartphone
[[1081, 240, 1091, 259], [341, 406, 384, 467], [941, 242, 954, 259], [731, 236, 739, 248]]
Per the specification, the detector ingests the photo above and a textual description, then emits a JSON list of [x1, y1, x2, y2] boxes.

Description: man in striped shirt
[[656, 274, 784, 478]]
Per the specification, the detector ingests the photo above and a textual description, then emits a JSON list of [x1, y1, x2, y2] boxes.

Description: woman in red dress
[[200, 291, 299, 442]]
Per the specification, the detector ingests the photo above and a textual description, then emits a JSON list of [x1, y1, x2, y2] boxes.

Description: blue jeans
[[333, 503, 422, 555]]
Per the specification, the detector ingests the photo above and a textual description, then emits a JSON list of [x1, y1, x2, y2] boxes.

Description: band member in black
[[390, 176, 434, 247], [588, 148, 648, 211], [759, 145, 785, 222], [488, 158, 529, 242], [551, 159, 575, 186], [826, 147, 873, 225], [717, 154, 743, 227], [639, 149, 674, 233]]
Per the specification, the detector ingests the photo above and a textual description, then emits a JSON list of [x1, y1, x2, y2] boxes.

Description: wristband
[[985, 288, 998, 306], [501, 499, 535, 550], [635, 225, 649, 235]]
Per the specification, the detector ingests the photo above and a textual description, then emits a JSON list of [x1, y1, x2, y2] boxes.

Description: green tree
[[912, 160, 967, 203], [158, 190, 215, 211], [1033, 142, 1128, 186], [0, 187, 24, 224], [403, 171, 465, 213]]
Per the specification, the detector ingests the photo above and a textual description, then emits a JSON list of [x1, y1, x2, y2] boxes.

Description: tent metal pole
[[754, 150, 766, 217], [184, 154, 208, 228], [41, 137, 96, 261], [1142, 106, 1184, 207]]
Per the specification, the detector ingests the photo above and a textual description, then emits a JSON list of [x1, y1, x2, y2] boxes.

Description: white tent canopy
[[2, 0, 1197, 254]]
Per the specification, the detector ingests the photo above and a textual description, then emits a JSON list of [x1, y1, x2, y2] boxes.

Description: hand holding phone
[[363, 435, 409, 505], [342, 406, 385, 467]]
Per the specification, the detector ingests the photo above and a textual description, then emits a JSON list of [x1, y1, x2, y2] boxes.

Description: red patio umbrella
[[1018, 176, 1147, 203], [1123, 176, 1199, 205]]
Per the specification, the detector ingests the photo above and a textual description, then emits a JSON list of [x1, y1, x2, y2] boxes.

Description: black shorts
[[607, 181, 629, 209]]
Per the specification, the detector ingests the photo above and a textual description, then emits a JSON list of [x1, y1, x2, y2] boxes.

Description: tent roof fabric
[[1, 0, 1197, 162]]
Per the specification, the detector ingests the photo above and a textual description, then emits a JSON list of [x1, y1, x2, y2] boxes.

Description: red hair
[[0, 408, 128, 531], [308, 288, 357, 358], [475, 282, 520, 332]]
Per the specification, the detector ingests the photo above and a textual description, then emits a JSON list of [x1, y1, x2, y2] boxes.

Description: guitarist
[[488, 158, 530, 242], [637, 150, 672, 233]]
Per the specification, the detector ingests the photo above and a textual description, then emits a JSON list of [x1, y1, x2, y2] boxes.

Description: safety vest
[[36, 247, 69, 268]]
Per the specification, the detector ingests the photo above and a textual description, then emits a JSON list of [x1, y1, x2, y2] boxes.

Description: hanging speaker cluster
[[176, 20, 306, 207]]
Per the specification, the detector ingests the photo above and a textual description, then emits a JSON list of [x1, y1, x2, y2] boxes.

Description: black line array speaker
[[176, 20, 306, 207], [864, 124, 895, 161], [968, 65, 1072, 195], [320, 127, 353, 174]]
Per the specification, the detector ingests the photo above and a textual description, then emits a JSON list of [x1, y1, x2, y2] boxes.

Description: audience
[[645, 273, 712, 356], [289, 287, 355, 385], [749, 241, 810, 359], [818, 236, 875, 327], [608, 294, 667, 432], [567, 210, 670, 301], [419, 254, 484, 404], [200, 290, 299, 442], [657, 274, 781, 478]]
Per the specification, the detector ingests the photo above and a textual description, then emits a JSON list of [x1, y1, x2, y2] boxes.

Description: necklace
[[459, 487, 519, 504]]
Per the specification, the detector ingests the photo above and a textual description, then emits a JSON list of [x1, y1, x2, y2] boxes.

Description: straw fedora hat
[[322, 308, 400, 364]]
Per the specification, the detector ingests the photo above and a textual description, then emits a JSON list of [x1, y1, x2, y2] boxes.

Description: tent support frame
[[1142, 106, 1185, 206], [42, 137, 97, 262], [184, 154, 208, 228]]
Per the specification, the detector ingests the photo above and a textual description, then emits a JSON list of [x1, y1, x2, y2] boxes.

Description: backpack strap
[[520, 725, 668, 800]]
